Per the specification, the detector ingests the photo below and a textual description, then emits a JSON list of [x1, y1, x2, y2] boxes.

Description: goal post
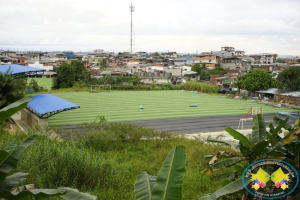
[[251, 107, 263, 115], [239, 107, 263, 129], [89, 85, 111, 93], [245, 107, 263, 119]]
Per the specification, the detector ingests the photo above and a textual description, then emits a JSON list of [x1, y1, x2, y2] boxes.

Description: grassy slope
[[49, 91, 294, 126], [1, 130, 236, 200]]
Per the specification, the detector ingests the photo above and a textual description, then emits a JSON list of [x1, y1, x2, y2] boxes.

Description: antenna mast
[[129, 3, 135, 53]]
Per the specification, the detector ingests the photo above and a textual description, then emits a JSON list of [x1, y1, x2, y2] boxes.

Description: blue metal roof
[[0, 64, 46, 74], [27, 94, 80, 118], [178, 56, 193, 60]]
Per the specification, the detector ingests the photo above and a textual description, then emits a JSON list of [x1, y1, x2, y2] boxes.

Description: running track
[[56, 113, 298, 134]]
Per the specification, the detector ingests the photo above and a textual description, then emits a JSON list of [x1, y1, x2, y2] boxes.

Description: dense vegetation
[[0, 123, 234, 199], [49, 81, 219, 94], [233, 69, 274, 93], [276, 67, 300, 91], [191, 63, 226, 81], [200, 114, 300, 199], [0, 68, 26, 109], [56, 60, 90, 88], [181, 81, 219, 93], [242, 69, 274, 92]]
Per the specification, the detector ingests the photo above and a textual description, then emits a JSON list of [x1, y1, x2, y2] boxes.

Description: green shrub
[[75, 122, 174, 152], [181, 81, 219, 93]]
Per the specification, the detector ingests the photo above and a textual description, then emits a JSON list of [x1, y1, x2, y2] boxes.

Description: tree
[[191, 63, 200, 75], [191, 63, 211, 79], [71, 60, 89, 82], [243, 69, 274, 92], [0, 68, 26, 109], [56, 63, 76, 88], [232, 75, 245, 93], [200, 69, 210, 80], [297, 58, 300, 64], [211, 66, 227, 75], [151, 52, 160, 57], [276, 58, 285, 63], [130, 74, 142, 85], [100, 58, 107, 69], [199, 63, 211, 80], [56, 61, 90, 88], [276, 67, 300, 91]]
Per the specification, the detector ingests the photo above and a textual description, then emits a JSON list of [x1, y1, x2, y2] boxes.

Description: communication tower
[[129, 3, 135, 53]]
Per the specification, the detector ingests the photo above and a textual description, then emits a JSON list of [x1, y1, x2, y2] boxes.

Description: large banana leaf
[[273, 116, 293, 131], [0, 135, 37, 183], [238, 143, 252, 157], [151, 145, 186, 200], [252, 114, 267, 143], [271, 117, 289, 146], [201, 157, 245, 175], [59, 187, 98, 200], [273, 117, 289, 135], [0, 172, 28, 191], [207, 138, 239, 148], [225, 127, 254, 148], [0, 187, 98, 200], [0, 96, 32, 123], [0, 144, 18, 164], [199, 177, 251, 200], [252, 141, 269, 156], [268, 117, 289, 145], [267, 127, 300, 154], [0, 189, 65, 200], [3, 143, 17, 152], [269, 123, 275, 133], [134, 171, 156, 200], [282, 127, 300, 144]]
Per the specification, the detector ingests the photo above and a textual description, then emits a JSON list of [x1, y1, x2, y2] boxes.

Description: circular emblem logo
[[242, 159, 299, 199]]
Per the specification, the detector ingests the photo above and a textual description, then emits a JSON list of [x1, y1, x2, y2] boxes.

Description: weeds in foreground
[[1, 122, 237, 199]]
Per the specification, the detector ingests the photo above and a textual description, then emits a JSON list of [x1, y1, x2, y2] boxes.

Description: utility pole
[[129, 3, 135, 53]]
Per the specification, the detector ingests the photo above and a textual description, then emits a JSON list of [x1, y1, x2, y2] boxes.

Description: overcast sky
[[0, 0, 300, 55]]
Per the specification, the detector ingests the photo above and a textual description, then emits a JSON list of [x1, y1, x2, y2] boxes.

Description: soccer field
[[49, 91, 294, 126]]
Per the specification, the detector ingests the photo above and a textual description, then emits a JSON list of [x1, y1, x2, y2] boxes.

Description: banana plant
[[200, 114, 300, 200], [0, 96, 32, 123], [134, 145, 186, 200]]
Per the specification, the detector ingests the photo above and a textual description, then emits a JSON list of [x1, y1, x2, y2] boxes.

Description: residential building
[[249, 53, 278, 64], [63, 51, 74, 59], [1, 51, 16, 57]]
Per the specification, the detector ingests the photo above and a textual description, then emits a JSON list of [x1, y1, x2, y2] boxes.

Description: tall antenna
[[129, 3, 135, 53]]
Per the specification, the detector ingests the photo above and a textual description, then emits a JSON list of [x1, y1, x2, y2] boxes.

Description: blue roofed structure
[[178, 56, 193, 60], [27, 94, 80, 118], [0, 64, 46, 74]]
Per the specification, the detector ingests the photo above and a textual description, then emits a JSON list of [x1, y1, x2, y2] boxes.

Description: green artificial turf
[[49, 91, 294, 126]]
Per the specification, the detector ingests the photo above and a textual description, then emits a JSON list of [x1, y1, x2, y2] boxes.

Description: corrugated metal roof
[[278, 92, 300, 97], [256, 88, 279, 94], [0, 64, 46, 74], [27, 94, 80, 118]]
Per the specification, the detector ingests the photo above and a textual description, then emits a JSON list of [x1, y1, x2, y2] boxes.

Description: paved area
[[56, 113, 298, 135], [126, 113, 297, 133]]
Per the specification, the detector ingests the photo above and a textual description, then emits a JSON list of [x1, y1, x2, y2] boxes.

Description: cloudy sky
[[0, 0, 300, 55]]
